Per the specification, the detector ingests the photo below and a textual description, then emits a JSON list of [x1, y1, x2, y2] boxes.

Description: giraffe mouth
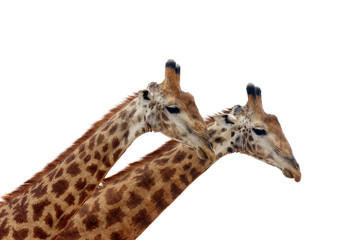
[[282, 168, 301, 182], [196, 146, 215, 162]]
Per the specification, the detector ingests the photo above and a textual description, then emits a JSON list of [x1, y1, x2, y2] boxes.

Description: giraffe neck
[[56, 120, 239, 240], [0, 96, 154, 240]]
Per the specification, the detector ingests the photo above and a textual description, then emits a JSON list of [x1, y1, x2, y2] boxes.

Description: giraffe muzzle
[[196, 140, 215, 162], [282, 167, 301, 182]]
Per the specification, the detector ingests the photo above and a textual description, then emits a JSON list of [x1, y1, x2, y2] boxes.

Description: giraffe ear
[[214, 114, 236, 127], [138, 89, 153, 103]]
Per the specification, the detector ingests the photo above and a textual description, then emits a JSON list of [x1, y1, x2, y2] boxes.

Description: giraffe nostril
[[208, 141, 214, 151], [288, 157, 300, 171], [186, 126, 193, 134]]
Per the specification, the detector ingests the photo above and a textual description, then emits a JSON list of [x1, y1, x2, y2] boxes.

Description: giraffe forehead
[[264, 114, 281, 130], [176, 92, 197, 110]]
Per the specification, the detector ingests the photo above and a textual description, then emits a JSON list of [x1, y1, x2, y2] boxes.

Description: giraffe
[[0, 59, 215, 240], [56, 83, 301, 240]]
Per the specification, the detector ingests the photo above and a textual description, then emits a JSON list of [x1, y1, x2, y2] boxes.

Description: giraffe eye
[[166, 106, 180, 114], [252, 128, 267, 136]]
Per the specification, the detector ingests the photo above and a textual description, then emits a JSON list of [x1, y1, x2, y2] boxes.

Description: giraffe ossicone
[[56, 83, 301, 240], [0, 59, 214, 240]]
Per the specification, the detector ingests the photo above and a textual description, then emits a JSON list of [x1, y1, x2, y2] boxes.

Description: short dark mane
[[204, 108, 232, 125], [1, 94, 137, 204]]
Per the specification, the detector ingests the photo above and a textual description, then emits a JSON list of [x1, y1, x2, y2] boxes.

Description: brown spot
[[126, 191, 144, 210], [200, 159, 207, 166], [188, 154, 193, 159], [79, 152, 86, 159], [151, 189, 168, 213], [79, 143, 86, 153], [131, 209, 152, 230], [214, 137, 224, 143], [65, 153, 75, 164], [109, 124, 118, 135], [209, 130, 217, 138], [32, 199, 51, 221], [97, 134, 105, 145], [88, 139, 95, 151], [54, 204, 64, 219], [102, 155, 112, 167], [113, 149, 123, 161], [13, 197, 28, 223], [90, 199, 101, 214], [154, 158, 169, 166], [123, 130, 129, 144], [222, 128, 227, 132], [78, 191, 88, 204], [31, 182, 47, 199], [57, 222, 80, 239], [106, 207, 125, 228], [180, 174, 189, 186], [44, 213, 53, 227], [119, 110, 127, 120], [83, 214, 99, 231], [247, 143, 253, 152], [190, 168, 201, 181], [0, 209, 7, 218], [173, 151, 186, 163], [75, 178, 87, 191], [110, 230, 127, 240], [55, 168, 64, 178], [112, 137, 120, 149], [171, 183, 182, 200], [183, 163, 192, 171], [94, 151, 101, 160], [102, 143, 109, 152], [135, 169, 155, 191], [249, 135, 254, 141], [105, 186, 127, 205], [160, 167, 176, 182], [64, 193, 75, 206], [96, 170, 107, 181], [67, 163, 81, 177], [12, 228, 29, 240], [128, 108, 136, 118], [121, 122, 128, 131], [86, 184, 97, 192], [84, 154, 91, 163], [33, 227, 49, 239], [86, 164, 98, 175], [56, 210, 77, 230], [0, 218, 10, 239], [227, 147, 233, 153]]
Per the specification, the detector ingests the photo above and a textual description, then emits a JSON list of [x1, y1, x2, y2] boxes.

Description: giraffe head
[[138, 59, 215, 162], [212, 83, 301, 182]]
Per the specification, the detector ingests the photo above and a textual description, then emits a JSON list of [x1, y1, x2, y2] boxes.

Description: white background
[[1, 1, 359, 239]]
